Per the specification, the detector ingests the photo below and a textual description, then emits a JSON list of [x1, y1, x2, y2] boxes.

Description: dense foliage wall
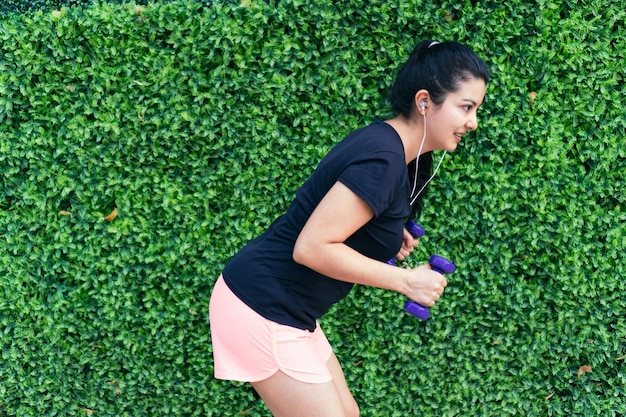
[[1, 0, 624, 416], [1, 0, 115, 15]]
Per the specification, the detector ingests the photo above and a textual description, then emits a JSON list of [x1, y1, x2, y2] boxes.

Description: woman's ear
[[414, 90, 430, 115]]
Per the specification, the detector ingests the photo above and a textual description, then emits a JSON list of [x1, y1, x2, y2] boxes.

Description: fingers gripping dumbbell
[[388, 220, 456, 320]]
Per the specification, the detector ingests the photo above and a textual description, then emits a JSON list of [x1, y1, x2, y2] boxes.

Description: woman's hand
[[401, 263, 448, 307], [395, 226, 419, 261]]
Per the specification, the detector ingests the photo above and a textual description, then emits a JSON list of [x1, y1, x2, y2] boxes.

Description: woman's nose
[[466, 113, 478, 130]]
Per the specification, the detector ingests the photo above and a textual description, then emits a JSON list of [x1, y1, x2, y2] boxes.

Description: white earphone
[[409, 99, 447, 206]]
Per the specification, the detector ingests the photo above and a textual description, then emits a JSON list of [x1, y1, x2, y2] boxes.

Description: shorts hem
[[214, 365, 278, 383], [215, 368, 333, 384]]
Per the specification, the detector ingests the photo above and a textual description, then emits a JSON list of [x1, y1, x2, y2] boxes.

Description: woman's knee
[[344, 398, 359, 417]]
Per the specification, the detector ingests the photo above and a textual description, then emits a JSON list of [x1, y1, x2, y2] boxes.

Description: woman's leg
[[326, 351, 360, 417], [251, 352, 359, 417], [251, 370, 345, 417]]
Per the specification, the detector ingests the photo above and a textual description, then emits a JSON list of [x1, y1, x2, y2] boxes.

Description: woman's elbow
[[292, 238, 310, 266], [293, 235, 324, 267]]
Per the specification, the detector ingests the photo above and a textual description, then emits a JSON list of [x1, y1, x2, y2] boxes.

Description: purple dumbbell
[[387, 220, 456, 320], [403, 254, 456, 320]]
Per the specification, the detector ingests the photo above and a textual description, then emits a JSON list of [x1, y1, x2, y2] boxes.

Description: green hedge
[[1, 0, 109, 15], [1, 0, 624, 416]]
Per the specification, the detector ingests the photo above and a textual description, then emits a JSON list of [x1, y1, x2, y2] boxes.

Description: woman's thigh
[[251, 352, 359, 417], [250, 370, 341, 417]]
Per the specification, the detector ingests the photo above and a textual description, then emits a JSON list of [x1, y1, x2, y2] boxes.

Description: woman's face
[[425, 77, 487, 152]]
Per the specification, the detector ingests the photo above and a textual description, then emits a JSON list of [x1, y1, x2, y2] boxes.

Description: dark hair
[[390, 40, 490, 218], [390, 40, 490, 116]]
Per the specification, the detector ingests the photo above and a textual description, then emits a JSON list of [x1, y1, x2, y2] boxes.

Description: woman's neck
[[384, 115, 425, 164]]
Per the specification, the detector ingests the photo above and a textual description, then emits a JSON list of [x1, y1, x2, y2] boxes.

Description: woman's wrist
[[393, 266, 413, 297]]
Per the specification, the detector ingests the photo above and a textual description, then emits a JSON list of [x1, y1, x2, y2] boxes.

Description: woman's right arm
[[293, 181, 447, 307]]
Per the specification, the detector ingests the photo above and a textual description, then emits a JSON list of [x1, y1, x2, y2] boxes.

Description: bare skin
[[251, 352, 359, 417]]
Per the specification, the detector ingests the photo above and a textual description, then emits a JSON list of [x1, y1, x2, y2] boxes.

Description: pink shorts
[[209, 275, 334, 383]]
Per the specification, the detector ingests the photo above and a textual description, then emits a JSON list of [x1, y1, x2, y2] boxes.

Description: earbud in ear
[[419, 100, 427, 114]]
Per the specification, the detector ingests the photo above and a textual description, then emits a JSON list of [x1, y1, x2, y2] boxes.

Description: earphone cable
[[409, 111, 447, 206]]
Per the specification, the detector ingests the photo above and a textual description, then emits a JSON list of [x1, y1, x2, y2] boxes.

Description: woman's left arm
[[395, 227, 419, 261]]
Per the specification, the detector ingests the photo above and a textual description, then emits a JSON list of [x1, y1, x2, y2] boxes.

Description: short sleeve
[[337, 151, 406, 217]]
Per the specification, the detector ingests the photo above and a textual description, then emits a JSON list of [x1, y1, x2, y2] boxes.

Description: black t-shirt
[[222, 120, 412, 331]]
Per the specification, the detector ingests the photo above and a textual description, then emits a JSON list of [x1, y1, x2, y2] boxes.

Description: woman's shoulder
[[350, 119, 399, 138], [341, 120, 403, 154]]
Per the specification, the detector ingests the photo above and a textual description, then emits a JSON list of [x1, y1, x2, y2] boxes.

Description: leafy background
[[0, 0, 624, 416]]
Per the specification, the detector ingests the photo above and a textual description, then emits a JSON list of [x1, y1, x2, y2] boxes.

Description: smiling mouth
[[454, 133, 464, 141]]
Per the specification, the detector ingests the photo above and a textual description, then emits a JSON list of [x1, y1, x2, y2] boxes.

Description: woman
[[209, 40, 490, 417]]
